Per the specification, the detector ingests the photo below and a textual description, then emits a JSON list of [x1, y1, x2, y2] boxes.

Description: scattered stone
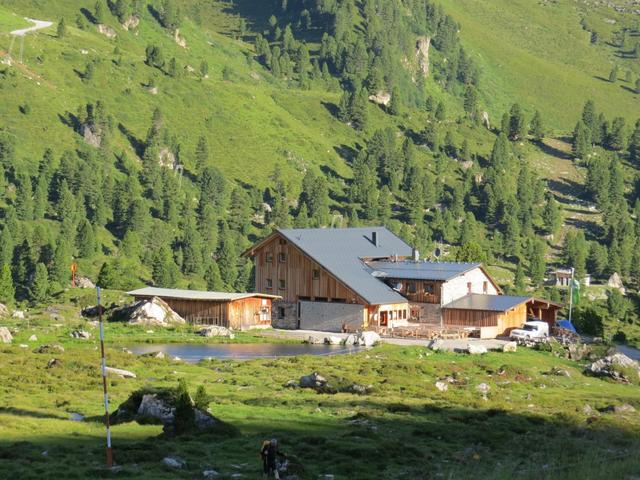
[[299, 372, 328, 389], [200, 326, 235, 339], [203, 470, 220, 478], [427, 339, 444, 351], [467, 344, 488, 355], [587, 353, 640, 383], [173, 356, 182, 362], [12, 310, 25, 319], [46, 358, 62, 369], [342, 334, 358, 346], [502, 342, 517, 353], [547, 367, 571, 377], [75, 276, 95, 289], [70, 330, 91, 339], [607, 272, 625, 294], [0, 303, 9, 317], [81, 305, 106, 318], [0, 326, 13, 344], [435, 381, 448, 392], [582, 404, 597, 416], [69, 413, 84, 422], [148, 86, 159, 95], [34, 344, 65, 354], [122, 347, 133, 354], [137, 394, 175, 424], [324, 336, 342, 345], [28, 335, 37, 342], [158, 147, 177, 169], [106, 367, 137, 379], [348, 383, 372, 395], [481, 111, 490, 129], [163, 456, 185, 469], [476, 383, 490, 400], [121, 15, 140, 31], [174, 28, 187, 48], [305, 335, 323, 345], [599, 404, 636, 415]]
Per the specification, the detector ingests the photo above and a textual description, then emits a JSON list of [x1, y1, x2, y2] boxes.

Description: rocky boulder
[[97, 24, 117, 39], [0, 326, 13, 344], [343, 334, 358, 346], [324, 336, 342, 345], [599, 403, 636, 415], [121, 15, 140, 31], [34, 344, 65, 354], [415, 36, 431, 77], [587, 353, 640, 383], [12, 310, 25, 319], [467, 344, 488, 355], [200, 326, 235, 339], [106, 367, 137, 379], [163, 456, 185, 469], [368, 91, 391, 106], [124, 297, 185, 326], [0, 303, 9, 318], [502, 342, 518, 353], [299, 372, 328, 389], [305, 335, 324, 345], [358, 331, 380, 347], [70, 330, 91, 339], [76, 276, 95, 289]]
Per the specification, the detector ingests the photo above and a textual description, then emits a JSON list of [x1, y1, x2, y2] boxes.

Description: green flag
[[571, 279, 580, 305]]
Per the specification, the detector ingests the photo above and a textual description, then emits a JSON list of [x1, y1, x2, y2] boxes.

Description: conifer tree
[[609, 65, 619, 82], [217, 224, 238, 289], [30, 263, 50, 304], [542, 195, 562, 236], [388, 87, 401, 116], [0, 228, 13, 267], [513, 262, 526, 294], [181, 214, 204, 275], [529, 110, 545, 141], [528, 238, 547, 287], [51, 238, 72, 286], [76, 219, 96, 258], [94, 0, 106, 24], [152, 245, 180, 287], [629, 119, 640, 164], [195, 136, 209, 171], [508, 103, 526, 140], [204, 261, 224, 291], [57, 18, 67, 38], [0, 264, 15, 304], [572, 121, 591, 159]]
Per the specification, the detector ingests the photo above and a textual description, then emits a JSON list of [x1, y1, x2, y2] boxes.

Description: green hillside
[[0, 0, 638, 342]]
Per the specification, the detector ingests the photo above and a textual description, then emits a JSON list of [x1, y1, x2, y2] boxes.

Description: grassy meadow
[[1, 315, 639, 479]]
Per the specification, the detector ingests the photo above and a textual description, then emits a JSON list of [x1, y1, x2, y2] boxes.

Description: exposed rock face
[[76, 276, 95, 288], [121, 16, 140, 31], [368, 91, 391, 106], [299, 372, 328, 389], [97, 24, 117, 39], [415, 36, 431, 77], [125, 297, 186, 326], [0, 303, 9, 318], [82, 125, 102, 148], [200, 326, 235, 339], [587, 353, 640, 383], [158, 147, 177, 169], [607, 272, 626, 293], [174, 28, 187, 48], [481, 111, 490, 129], [0, 327, 13, 344], [137, 394, 175, 424]]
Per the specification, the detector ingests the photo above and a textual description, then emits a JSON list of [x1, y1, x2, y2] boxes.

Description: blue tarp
[[556, 319, 577, 333]]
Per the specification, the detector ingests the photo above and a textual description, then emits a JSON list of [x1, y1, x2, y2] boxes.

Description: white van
[[510, 321, 549, 341]]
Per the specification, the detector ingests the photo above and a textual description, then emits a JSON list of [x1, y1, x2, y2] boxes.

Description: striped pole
[[97, 286, 113, 468]]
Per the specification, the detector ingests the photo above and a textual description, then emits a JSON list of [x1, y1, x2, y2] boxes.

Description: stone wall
[[410, 303, 441, 325], [271, 301, 298, 329], [299, 301, 364, 333]]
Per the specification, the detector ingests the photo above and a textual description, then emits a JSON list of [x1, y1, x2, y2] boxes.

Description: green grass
[[439, 0, 640, 130], [0, 329, 639, 479], [0, 5, 29, 33]]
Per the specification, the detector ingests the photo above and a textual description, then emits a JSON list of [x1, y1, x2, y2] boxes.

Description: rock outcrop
[[118, 297, 186, 326], [97, 24, 117, 39], [587, 353, 640, 383], [415, 36, 431, 77], [106, 367, 137, 379], [199, 326, 235, 339], [0, 303, 9, 318], [368, 91, 391, 106], [0, 327, 13, 344], [121, 16, 140, 31]]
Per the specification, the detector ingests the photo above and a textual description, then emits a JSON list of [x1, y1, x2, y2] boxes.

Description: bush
[[174, 379, 195, 434]]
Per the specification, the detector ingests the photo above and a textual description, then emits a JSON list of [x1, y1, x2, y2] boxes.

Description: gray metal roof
[[278, 227, 412, 305], [442, 294, 531, 312], [128, 287, 281, 302], [367, 260, 481, 281]]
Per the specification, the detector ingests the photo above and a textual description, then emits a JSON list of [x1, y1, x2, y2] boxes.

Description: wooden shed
[[127, 287, 281, 330]]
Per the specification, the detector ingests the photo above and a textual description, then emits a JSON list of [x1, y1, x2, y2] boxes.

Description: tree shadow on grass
[[0, 407, 68, 420], [1, 402, 638, 479], [621, 85, 639, 94], [321, 101, 340, 120], [117, 123, 145, 158], [536, 140, 574, 161], [546, 178, 586, 201]]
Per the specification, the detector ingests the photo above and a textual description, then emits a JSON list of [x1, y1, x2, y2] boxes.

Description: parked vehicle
[[510, 321, 549, 340]]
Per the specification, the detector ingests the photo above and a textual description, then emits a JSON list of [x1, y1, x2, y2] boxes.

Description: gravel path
[[11, 18, 52, 36]]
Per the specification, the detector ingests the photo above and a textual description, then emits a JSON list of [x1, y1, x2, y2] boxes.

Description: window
[[312, 269, 320, 280], [279, 239, 287, 245], [467, 282, 472, 293], [483, 281, 488, 294], [278, 307, 285, 319], [278, 252, 287, 263], [265, 252, 273, 263], [424, 283, 434, 294], [407, 282, 417, 294], [279, 279, 286, 289], [266, 278, 273, 289]]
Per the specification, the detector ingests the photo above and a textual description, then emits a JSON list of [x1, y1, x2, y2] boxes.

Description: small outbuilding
[[127, 287, 281, 330]]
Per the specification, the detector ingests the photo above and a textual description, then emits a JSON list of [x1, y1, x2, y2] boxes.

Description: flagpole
[[97, 286, 113, 468], [568, 267, 574, 323]]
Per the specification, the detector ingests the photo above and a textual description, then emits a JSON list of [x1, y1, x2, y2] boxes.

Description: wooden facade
[[443, 303, 528, 338], [130, 294, 274, 330], [253, 233, 366, 304], [384, 278, 442, 304]]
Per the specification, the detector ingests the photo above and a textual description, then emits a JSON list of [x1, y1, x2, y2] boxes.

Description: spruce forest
[[0, 0, 640, 343]]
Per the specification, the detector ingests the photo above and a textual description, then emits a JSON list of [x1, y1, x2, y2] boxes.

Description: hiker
[[260, 438, 286, 479]]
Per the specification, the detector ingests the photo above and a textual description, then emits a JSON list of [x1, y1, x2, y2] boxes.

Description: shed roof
[[442, 294, 531, 312], [367, 260, 481, 281], [127, 287, 281, 302], [275, 227, 412, 305]]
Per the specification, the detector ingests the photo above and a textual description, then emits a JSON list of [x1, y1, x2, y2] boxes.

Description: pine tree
[[30, 263, 50, 304], [629, 119, 640, 164], [195, 136, 209, 171], [572, 121, 591, 159], [0, 264, 15, 304], [0, 228, 13, 267], [200, 60, 209, 78], [606, 117, 627, 151], [529, 110, 544, 141], [435, 102, 446, 122], [528, 238, 547, 287], [204, 261, 224, 291], [608, 65, 619, 83], [508, 103, 526, 140], [182, 214, 204, 275], [57, 18, 67, 38], [51, 238, 72, 286], [513, 263, 526, 294], [542, 195, 562, 236], [217, 225, 238, 289], [388, 87, 401, 116], [76, 219, 96, 258], [152, 245, 180, 287], [94, 0, 106, 24]]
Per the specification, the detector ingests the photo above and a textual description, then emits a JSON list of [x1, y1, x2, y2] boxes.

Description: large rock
[[305, 335, 324, 345], [163, 456, 185, 469], [324, 336, 342, 345], [368, 91, 391, 106], [435, 381, 448, 392], [200, 326, 235, 339], [0, 327, 12, 344], [137, 394, 175, 424], [587, 353, 640, 383], [76, 276, 95, 289], [343, 334, 358, 346], [502, 342, 518, 353], [34, 344, 65, 354], [358, 331, 380, 347], [127, 297, 185, 326], [106, 367, 137, 379], [70, 330, 91, 339], [599, 404, 636, 415], [12, 310, 25, 319], [415, 36, 431, 77], [121, 15, 140, 31], [97, 24, 117, 39], [0, 303, 9, 318], [467, 344, 488, 355], [299, 372, 328, 390], [427, 339, 444, 351]]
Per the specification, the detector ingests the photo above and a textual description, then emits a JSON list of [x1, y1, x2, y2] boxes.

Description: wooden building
[[243, 227, 563, 337], [127, 287, 280, 330]]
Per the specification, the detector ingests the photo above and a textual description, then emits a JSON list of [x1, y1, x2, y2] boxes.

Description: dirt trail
[[10, 18, 52, 36]]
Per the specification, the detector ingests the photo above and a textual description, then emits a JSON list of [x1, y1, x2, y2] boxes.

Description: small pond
[[127, 343, 363, 363]]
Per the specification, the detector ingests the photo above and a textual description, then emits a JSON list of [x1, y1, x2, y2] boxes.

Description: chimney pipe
[[412, 248, 420, 262], [372, 231, 378, 247]]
